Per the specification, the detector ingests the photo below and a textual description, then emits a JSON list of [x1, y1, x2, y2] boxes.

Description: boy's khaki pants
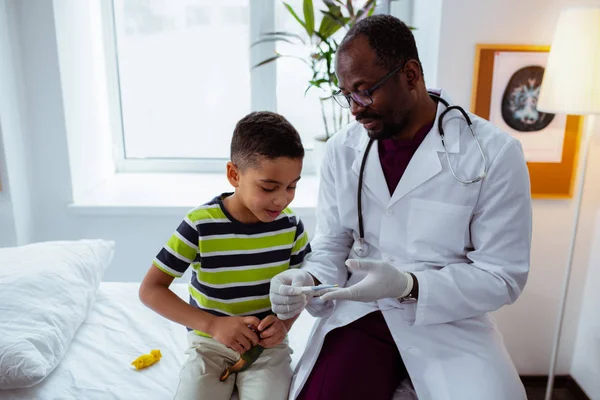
[[174, 331, 293, 400]]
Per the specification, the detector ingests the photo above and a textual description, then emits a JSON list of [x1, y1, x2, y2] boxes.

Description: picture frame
[[470, 44, 583, 199]]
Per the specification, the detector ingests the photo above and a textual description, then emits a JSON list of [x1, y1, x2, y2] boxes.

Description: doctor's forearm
[[412, 262, 526, 325]]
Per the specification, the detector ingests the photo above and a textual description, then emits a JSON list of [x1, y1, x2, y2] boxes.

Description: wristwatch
[[399, 272, 419, 304], [399, 292, 417, 304]]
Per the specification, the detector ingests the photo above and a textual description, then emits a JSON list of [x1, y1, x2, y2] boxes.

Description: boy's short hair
[[231, 111, 304, 170]]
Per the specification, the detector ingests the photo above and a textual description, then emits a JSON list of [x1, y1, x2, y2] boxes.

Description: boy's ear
[[226, 161, 240, 187]]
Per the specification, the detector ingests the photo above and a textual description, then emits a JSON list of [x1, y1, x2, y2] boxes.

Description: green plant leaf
[[250, 37, 296, 47], [324, 1, 343, 18], [355, 0, 376, 21], [262, 31, 307, 45], [318, 13, 344, 38], [283, 2, 308, 35], [303, 0, 315, 36], [321, 11, 349, 27], [346, 0, 354, 16], [252, 52, 311, 69], [310, 78, 330, 87], [305, 78, 331, 96], [277, 53, 312, 66], [252, 55, 282, 68]]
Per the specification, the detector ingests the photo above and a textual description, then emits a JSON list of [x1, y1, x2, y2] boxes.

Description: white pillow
[[0, 239, 115, 389]]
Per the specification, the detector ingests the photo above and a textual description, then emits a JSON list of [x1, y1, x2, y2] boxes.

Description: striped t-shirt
[[152, 193, 311, 336]]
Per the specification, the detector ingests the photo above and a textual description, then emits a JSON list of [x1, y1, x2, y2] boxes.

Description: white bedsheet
[[0, 282, 317, 400]]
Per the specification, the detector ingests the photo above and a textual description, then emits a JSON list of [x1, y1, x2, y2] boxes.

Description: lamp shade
[[537, 6, 600, 115]]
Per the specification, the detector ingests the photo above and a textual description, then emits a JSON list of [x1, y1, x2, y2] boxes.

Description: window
[[106, 0, 323, 173], [104, 1, 405, 173], [109, 0, 255, 164]]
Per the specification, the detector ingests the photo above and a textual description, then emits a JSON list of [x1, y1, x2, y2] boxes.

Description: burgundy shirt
[[378, 120, 435, 194]]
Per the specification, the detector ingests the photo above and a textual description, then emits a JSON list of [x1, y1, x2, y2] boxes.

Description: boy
[[139, 111, 311, 400]]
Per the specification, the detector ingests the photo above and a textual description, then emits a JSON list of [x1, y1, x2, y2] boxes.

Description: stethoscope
[[352, 92, 489, 258]]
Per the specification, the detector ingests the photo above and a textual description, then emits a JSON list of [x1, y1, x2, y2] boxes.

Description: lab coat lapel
[[387, 90, 465, 206], [351, 140, 391, 207], [388, 128, 443, 206]]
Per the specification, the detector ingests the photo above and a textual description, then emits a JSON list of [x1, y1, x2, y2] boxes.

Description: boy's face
[[227, 156, 303, 223]]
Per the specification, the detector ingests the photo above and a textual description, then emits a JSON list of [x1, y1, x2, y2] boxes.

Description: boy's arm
[[139, 265, 216, 334], [140, 215, 213, 331], [139, 265, 261, 353]]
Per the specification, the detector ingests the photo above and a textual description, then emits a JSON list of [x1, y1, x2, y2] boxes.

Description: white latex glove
[[320, 259, 413, 302], [269, 269, 315, 320]]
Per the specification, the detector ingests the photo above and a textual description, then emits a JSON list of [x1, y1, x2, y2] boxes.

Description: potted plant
[[252, 0, 378, 145]]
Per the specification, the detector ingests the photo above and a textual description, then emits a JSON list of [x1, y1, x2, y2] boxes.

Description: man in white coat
[[269, 15, 532, 400]]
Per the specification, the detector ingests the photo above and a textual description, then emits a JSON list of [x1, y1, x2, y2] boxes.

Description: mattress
[[1, 282, 317, 400]]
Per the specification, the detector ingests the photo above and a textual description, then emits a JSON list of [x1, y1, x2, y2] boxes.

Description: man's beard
[[358, 109, 408, 141], [366, 120, 406, 140]]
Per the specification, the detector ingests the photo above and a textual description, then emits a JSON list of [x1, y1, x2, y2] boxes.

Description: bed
[[1, 282, 317, 400], [0, 240, 318, 400]]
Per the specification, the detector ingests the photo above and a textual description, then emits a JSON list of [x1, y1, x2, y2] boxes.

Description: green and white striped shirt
[[153, 193, 311, 336]]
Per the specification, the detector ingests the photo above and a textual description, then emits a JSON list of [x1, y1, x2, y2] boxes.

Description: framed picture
[[471, 44, 583, 199]]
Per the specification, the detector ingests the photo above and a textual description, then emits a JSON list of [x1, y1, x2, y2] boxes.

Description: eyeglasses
[[332, 63, 405, 109]]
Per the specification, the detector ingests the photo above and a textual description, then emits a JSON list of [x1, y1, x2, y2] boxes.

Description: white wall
[[435, 0, 600, 375], [571, 209, 600, 399], [0, 0, 34, 246], [0, 124, 17, 247], [3, 0, 600, 379], [52, 0, 114, 203], [411, 0, 442, 88]]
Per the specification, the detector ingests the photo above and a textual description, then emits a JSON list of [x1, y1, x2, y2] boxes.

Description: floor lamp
[[536, 6, 600, 400]]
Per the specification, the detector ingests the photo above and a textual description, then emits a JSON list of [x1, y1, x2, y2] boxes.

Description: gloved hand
[[320, 259, 413, 302], [269, 269, 315, 320]]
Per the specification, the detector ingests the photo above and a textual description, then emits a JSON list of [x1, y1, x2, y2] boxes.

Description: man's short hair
[[340, 14, 424, 76], [231, 111, 304, 170]]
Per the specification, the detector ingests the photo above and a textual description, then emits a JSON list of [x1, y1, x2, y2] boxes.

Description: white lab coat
[[290, 89, 532, 400]]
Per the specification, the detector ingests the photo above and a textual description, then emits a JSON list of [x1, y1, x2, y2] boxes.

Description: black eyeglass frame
[[332, 63, 406, 108]]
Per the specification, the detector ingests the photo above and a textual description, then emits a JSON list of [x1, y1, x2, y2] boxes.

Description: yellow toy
[[131, 349, 162, 370]]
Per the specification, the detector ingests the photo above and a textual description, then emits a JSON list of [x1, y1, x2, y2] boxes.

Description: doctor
[[269, 14, 532, 400]]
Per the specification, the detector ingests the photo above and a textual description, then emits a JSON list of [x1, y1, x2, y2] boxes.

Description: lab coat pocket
[[406, 199, 472, 260], [380, 298, 417, 324]]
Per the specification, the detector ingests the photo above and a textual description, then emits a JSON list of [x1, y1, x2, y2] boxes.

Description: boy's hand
[[207, 316, 261, 354], [257, 315, 288, 348]]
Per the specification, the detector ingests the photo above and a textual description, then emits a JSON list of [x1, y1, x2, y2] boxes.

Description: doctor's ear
[[403, 60, 422, 89], [226, 161, 240, 187]]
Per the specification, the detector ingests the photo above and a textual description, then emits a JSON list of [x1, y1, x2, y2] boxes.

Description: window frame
[[101, 0, 284, 174]]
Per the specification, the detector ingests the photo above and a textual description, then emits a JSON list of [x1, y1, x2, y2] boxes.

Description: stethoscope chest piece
[[353, 238, 370, 258]]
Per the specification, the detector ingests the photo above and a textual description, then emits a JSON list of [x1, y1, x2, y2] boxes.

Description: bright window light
[[112, 0, 251, 160]]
